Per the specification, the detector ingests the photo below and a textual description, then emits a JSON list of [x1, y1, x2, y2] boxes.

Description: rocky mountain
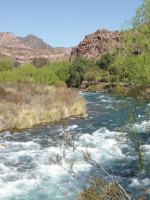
[[0, 32, 71, 63], [70, 29, 121, 61], [18, 34, 53, 50]]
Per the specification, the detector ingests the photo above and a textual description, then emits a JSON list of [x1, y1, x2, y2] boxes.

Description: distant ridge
[[0, 32, 72, 63], [18, 34, 53, 50]]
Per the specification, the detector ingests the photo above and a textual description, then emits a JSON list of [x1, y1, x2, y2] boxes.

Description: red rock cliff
[[70, 29, 121, 61]]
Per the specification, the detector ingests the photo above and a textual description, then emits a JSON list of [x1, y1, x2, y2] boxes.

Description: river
[[0, 91, 150, 200]]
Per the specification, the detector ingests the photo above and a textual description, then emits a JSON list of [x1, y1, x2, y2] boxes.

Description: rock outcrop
[[0, 32, 71, 63], [70, 29, 121, 61], [18, 34, 53, 50], [55, 47, 72, 55]]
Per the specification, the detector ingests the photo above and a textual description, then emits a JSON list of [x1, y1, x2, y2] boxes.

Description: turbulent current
[[0, 92, 150, 200]]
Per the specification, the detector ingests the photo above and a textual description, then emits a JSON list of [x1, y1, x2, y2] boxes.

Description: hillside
[[70, 29, 121, 61], [0, 32, 71, 63]]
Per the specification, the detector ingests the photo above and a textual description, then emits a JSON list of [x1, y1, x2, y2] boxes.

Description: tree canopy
[[0, 58, 13, 71]]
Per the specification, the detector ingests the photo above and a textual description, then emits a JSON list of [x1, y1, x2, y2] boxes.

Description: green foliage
[[32, 57, 50, 67], [110, 0, 150, 99], [0, 58, 13, 71], [0, 71, 18, 83], [33, 66, 59, 85], [54, 80, 67, 87], [96, 53, 115, 71], [112, 54, 150, 86], [84, 71, 98, 82], [0, 61, 70, 86], [0, 63, 36, 83], [131, 0, 150, 28], [13, 61, 21, 68], [17, 63, 36, 82], [69, 57, 98, 87], [49, 61, 71, 82], [84, 69, 112, 83], [78, 177, 125, 200]]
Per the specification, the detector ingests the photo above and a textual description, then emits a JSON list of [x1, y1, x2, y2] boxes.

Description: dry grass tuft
[[0, 83, 86, 132], [5, 92, 24, 104]]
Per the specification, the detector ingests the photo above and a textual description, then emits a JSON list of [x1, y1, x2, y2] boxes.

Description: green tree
[[84, 70, 98, 83], [49, 61, 71, 82], [13, 61, 21, 68], [110, 0, 150, 98], [69, 57, 98, 87], [17, 63, 36, 82], [96, 53, 115, 71], [32, 57, 50, 68], [0, 58, 13, 71], [33, 67, 59, 85]]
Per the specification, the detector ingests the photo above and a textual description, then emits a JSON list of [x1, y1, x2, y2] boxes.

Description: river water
[[0, 92, 150, 200]]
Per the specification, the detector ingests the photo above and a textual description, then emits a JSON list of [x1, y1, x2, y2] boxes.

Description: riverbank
[[83, 82, 150, 100], [83, 82, 123, 95], [0, 83, 86, 132]]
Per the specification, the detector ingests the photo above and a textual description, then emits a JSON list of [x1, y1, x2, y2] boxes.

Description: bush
[[49, 61, 71, 82], [0, 58, 13, 71], [69, 57, 98, 87], [84, 71, 98, 82], [78, 177, 125, 200], [55, 80, 67, 87], [13, 61, 21, 68], [96, 53, 114, 71], [5, 92, 24, 104], [33, 67, 60, 84], [32, 57, 50, 68]]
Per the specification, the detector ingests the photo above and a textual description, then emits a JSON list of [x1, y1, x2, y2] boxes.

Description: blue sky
[[0, 0, 143, 47]]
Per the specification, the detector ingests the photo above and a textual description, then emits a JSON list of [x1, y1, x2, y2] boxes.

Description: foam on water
[[132, 120, 150, 132], [0, 92, 150, 200], [77, 128, 127, 161], [0, 127, 128, 199], [130, 178, 150, 188], [66, 124, 78, 131]]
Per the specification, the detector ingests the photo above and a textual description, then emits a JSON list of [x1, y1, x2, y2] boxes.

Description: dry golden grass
[[0, 83, 86, 132]]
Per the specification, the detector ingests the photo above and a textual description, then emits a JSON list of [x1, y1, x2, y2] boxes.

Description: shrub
[[96, 53, 114, 71], [49, 61, 71, 82], [78, 177, 125, 200], [33, 67, 59, 84], [55, 80, 67, 87], [84, 71, 98, 82], [0, 58, 13, 71], [69, 57, 98, 87], [5, 92, 24, 104], [32, 57, 50, 68], [13, 61, 21, 68]]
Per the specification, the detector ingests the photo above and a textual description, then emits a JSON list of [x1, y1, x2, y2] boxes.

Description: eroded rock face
[[70, 29, 121, 61], [0, 32, 71, 63]]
